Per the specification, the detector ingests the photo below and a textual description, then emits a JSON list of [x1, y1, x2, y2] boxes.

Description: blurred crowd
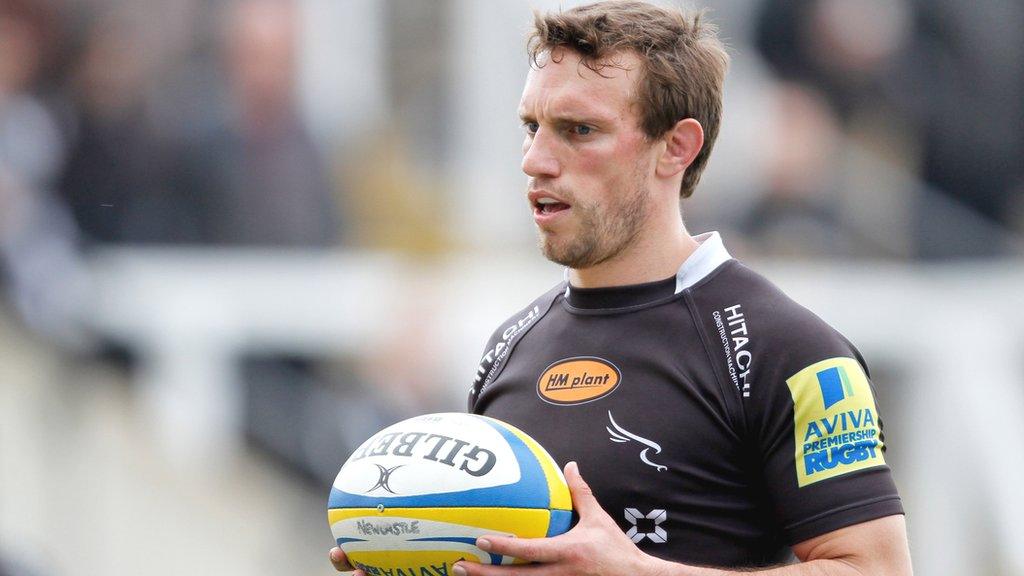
[[0, 0, 347, 342], [0, 0, 342, 249], [1, 0, 1022, 280], [1, 0, 1020, 249], [733, 0, 1024, 259]]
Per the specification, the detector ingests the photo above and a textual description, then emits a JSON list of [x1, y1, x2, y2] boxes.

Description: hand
[[452, 461, 656, 576], [329, 546, 366, 575]]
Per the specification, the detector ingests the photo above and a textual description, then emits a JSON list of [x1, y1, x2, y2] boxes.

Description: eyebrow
[[518, 106, 616, 126]]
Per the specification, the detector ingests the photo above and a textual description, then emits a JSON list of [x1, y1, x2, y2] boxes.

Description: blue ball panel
[[546, 509, 573, 537]]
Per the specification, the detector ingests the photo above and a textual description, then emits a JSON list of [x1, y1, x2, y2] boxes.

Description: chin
[[539, 238, 568, 266], [540, 242, 588, 269]]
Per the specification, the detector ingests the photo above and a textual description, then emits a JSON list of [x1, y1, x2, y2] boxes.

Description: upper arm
[[741, 307, 905, 544], [792, 514, 912, 575]]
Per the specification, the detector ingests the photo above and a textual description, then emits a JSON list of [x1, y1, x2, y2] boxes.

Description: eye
[[572, 125, 593, 136], [523, 121, 539, 135]]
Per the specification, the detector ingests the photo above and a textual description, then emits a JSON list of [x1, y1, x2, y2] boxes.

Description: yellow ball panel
[[329, 506, 553, 538]]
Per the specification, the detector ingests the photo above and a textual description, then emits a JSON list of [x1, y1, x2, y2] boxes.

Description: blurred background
[[0, 0, 1022, 574]]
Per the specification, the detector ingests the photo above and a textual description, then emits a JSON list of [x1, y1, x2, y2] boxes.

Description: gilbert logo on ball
[[328, 413, 573, 575]]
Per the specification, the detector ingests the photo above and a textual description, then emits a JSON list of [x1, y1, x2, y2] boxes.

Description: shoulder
[[469, 281, 567, 402], [695, 260, 854, 349], [480, 281, 566, 351], [687, 260, 865, 401]]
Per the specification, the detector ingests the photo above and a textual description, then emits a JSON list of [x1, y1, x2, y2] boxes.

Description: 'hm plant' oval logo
[[537, 357, 621, 405]]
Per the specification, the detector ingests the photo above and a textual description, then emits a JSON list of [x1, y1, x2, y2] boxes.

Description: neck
[[568, 211, 699, 289]]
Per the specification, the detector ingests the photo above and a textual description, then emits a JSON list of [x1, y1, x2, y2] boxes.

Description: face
[[518, 49, 658, 269]]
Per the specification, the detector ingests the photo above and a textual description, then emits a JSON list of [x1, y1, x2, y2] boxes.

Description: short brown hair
[[528, 0, 729, 198]]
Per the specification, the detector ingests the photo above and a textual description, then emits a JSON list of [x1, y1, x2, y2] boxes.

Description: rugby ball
[[327, 412, 572, 574]]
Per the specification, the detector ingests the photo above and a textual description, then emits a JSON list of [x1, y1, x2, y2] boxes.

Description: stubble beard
[[537, 167, 651, 270]]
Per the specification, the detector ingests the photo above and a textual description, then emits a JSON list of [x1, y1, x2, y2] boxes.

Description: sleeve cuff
[[785, 496, 905, 545]]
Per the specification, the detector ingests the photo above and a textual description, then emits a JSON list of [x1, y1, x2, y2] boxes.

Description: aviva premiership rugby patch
[[786, 358, 885, 487]]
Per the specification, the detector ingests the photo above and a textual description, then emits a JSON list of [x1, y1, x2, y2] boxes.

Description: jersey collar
[[674, 231, 732, 294], [563, 231, 733, 309]]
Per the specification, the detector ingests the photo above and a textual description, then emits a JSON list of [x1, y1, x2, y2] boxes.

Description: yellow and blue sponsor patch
[[786, 357, 885, 487]]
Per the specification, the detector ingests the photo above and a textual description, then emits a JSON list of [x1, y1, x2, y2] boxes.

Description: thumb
[[564, 461, 601, 517]]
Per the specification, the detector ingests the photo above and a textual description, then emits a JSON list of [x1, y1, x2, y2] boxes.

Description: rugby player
[[332, 1, 912, 573]]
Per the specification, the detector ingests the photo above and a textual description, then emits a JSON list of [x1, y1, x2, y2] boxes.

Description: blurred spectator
[[899, 0, 1024, 257], [754, 0, 1024, 258], [738, 83, 861, 257], [0, 0, 65, 190], [0, 0, 88, 346], [164, 0, 350, 482], [754, 0, 913, 123], [57, 9, 181, 245], [0, 164, 86, 346], [169, 0, 341, 247]]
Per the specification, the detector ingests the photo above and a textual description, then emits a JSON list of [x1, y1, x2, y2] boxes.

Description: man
[[332, 1, 912, 573]]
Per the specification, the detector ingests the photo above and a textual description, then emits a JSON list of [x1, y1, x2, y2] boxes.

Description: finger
[[453, 559, 549, 576], [476, 534, 564, 564], [329, 547, 358, 573], [563, 461, 602, 518]]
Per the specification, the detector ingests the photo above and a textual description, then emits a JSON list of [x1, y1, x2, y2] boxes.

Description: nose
[[521, 129, 561, 179]]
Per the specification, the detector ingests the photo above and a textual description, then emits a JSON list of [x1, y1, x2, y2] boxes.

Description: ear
[[655, 118, 704, 179]]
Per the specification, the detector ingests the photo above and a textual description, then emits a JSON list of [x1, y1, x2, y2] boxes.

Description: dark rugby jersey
[[468, 232, 903, 568]]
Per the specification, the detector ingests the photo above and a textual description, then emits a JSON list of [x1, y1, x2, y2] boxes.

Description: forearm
[[649, 515, 911, 576], [647, 556, 866, 576]]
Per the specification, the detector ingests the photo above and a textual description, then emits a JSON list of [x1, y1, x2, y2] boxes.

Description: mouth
[[529, 191, 572, 220], [534, 198, 572, 216]]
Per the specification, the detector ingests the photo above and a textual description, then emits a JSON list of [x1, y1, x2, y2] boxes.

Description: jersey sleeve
[[747, 304, 904, 545], [467, 282, 566, 413], [467, 325, 505, 412]]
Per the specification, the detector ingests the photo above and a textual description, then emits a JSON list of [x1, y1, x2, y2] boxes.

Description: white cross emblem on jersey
[[624, 508, 667, 543]]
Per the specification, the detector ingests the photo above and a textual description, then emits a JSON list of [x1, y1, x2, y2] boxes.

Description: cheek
[[586, 132, 647, 172], [574, 140, 624, 177], [578, 146, 643, 197], [615, 132, 651, 163]]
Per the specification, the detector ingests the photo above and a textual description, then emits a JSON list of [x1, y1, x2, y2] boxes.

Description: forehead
[[519, 49, 641, 120]]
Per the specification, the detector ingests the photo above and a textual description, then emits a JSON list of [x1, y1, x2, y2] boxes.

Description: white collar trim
[[561, 231, 732, 296], [674, 231, 731, 293]]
